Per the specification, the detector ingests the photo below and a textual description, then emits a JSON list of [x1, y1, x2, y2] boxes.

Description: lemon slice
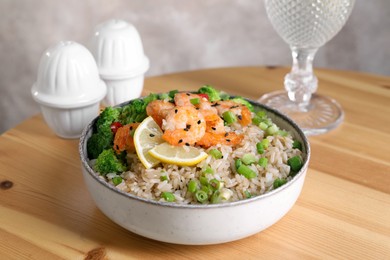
[[133, 116, 164, 169], [148, 142, 208, 167]]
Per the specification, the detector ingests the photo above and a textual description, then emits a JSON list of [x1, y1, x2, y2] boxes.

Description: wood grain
[[1, 67, 389, 259]]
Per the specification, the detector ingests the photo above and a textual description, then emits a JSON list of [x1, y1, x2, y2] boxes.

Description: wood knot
[[0, 180, 13, 190], [85, 247, 107, 260]]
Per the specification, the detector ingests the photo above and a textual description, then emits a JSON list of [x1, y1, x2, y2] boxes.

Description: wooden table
[[1, 67, 389, 259]]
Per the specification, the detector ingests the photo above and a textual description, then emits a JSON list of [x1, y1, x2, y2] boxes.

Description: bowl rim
[[79, 94, 311, 209]]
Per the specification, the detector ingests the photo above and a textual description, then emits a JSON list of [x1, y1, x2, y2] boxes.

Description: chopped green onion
[[187, 180, 198, 193], [261, 139, 270, 149], [200, 176, 209, 186], [273, 178, 287, 189], [259, 122, 269, 130], [222, 111, 237, 125], [256, 110, 267, 118], [209, 179, 221, 191], [161, 192, 175, 202], [235, 158, 242, 170], [256, 142, 264, 154], [112, 176, 123, 186], [160, 175, 168, 181], [190, 98, 200, 105], [201, 185, 212, 196], [220, 188, 232, 201], [220, 92, 230, 100], [242, 153, 257, 165], [288, 156, 303, 173], [244, 190, 252, 198], [237, 165, 257, 179], [195, 190, 208, 203], [252, 116, 262, 126], [266, 124, 279, 135], [168, 89, 178, 98], [209, 149, 223, 159], [292, 140, 302, 150], [203, 166, 214, 174], [210, 190, 221, 204], [258, 157, 268, 168], [277, 130, 288, 136]]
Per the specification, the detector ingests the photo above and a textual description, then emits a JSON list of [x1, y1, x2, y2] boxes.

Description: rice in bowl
[[86, 86, 306, 205]]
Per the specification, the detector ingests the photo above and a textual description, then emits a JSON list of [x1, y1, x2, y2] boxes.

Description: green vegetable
[[87, 132, 114, 159], [292, 140, 302, 150], [244, 190, 252, 198], [168, 89, 179, 98], [209, 149, 222, 159], [273, 178, 287, 189], [112, 176, 123, 186], [288, 156, 303, 173], [277, 130, 288, 136], [161, 192, 175, 202], [160, 175, 169, 181], [198, 85, 221, 102], [158, 92, 171, 100], [259, 122, 269, 130], [219, 91, 230, 100], [237, 165, 257, 179], [235, 158, 242, 170], [256, 142, 265, 154], [256, 110, 267, 118], [242, 153, 257, 165], [266, 124, 279, 136], [258, 157, 268, 168], [119, 93, 158, 124], [94, 149, 127, 175], [222, 111, 237, 125], [87, 107, 121, 159], [230, 97, 254, 112], [203, 166, 214, 174], [261, 139, 270, 149], [200, 176, 209, 186], [195, 190, 208, 203], [187, 180, 198, 193], [190, 98, 200, 105], [210, 190, 221, 204], [209, 179, 221, 191]]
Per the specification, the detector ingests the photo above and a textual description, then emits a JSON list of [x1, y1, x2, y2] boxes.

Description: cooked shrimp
[[146, 100, 175, 127], [162, 106, 206, 146], [203, 113, 225, 135], [214, 100, 252, 126], [113, 123, 140, 154], [174, 92, 218, 114], [197, 131, 243, 148]]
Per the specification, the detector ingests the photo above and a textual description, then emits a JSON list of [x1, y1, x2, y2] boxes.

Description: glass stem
[[284, 47, 318, 109]]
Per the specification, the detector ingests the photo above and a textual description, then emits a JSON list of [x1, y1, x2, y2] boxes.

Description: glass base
[[258, 91, 344, 136]]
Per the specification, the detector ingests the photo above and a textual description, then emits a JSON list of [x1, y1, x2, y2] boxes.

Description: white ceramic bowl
[[79, 98, 310, 244], [90, 19, 149, 106], [32, 41, 106, 139]]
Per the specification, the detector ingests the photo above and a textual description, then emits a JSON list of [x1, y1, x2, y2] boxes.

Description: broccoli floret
[[94, 149, 127, 175], [87, 107, 120, 159], [198, 85, 221, 102], [87, 132, 114, 159], [231, 97, 254, 112], [96, 107, 121, 133], [119, 93, 158, 124]]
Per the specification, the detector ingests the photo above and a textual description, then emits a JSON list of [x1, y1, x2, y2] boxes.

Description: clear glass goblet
[[259, 0, 355, 135]]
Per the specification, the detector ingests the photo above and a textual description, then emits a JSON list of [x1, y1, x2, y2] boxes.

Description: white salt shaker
[[90, 19, 149, 106], [31, 41, 107, 139]]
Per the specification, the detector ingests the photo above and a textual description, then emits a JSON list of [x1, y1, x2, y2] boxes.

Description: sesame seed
[[178, 139, 183, 143], [186, 124, 191, 129], [237, 115, 242, 120], [149, 134, 155, 137], [197, 120, 201, 124], [175, 109, 178, 114], [226, 139, 231, 142], [224, 133, 229, 137], [185, 143, 190, 146], [212, 127, 216, 131]]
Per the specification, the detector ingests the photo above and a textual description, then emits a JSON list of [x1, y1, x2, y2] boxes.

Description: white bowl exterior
[[101, 74, 145, 107], [81, 165, 306, 245], [41, 102, 100, 139], [91, 19, 149, 79], [32, 41, 106, 108]]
